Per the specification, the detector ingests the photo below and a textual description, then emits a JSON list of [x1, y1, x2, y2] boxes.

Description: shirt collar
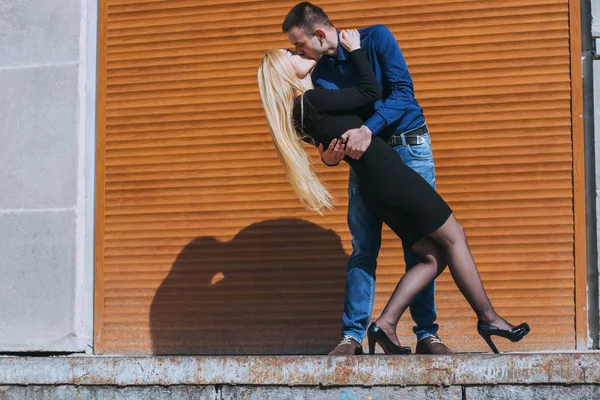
[[331, 30, 350, 62]]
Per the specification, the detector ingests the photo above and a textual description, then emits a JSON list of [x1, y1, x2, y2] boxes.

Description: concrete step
[[1, 353, 599, 399]]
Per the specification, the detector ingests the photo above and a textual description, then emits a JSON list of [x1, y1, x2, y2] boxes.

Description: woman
[[257, 29, 529, 354]]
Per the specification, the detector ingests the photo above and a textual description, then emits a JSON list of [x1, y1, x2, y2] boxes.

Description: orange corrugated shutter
[[95, 0, 585, 354]]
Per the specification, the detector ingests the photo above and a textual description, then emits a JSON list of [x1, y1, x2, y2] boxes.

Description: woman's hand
[[318, 138, 345, 166], [340, 29, 361, 52]]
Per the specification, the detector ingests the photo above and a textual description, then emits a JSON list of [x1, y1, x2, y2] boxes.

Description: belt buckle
[[406, 135, 425, 145], [389, 133, 425, 146]]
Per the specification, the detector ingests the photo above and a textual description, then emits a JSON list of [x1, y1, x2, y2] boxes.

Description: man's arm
[[363, 25, 415, 136], [342, 25, 415, 159]]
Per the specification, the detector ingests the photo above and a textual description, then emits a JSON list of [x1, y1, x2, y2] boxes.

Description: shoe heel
[[368, 335, 376, 355], [481, 333, 499, 354]]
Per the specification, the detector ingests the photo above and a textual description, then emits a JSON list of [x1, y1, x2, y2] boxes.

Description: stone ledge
[[0, 353, 599, 386], [0, 385, 599, 400]]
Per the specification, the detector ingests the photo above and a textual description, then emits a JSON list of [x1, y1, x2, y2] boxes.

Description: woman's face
[[280, 49, 316, 79]]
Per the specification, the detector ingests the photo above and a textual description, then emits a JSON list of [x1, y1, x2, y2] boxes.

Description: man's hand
[[318, 138, 345, 166], [341, 125, 372, 159]]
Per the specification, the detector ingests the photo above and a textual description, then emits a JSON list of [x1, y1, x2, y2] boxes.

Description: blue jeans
[[342, 132, 439, 342]]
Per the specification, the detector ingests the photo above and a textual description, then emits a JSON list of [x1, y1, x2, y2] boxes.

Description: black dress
[[294, 49, 452, 248]]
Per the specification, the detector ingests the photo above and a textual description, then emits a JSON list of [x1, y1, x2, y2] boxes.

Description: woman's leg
[[374, 238, 447, 345], [428, 214, 512, 330]]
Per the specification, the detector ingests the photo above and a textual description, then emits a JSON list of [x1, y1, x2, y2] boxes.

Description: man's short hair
[[282, 2, 333, 36]]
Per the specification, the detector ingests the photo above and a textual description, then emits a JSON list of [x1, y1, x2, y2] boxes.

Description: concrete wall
[[592, 0, 600, 36], [0, 385, 599, 400], [0, 0, 96, 351]]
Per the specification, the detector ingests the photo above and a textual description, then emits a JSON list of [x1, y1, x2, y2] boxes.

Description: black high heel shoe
[[477, 321, 530, 354], [367, 322, 411, 355]]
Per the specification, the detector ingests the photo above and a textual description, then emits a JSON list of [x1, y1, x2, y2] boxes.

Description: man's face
[[287, 26, 324, 61]]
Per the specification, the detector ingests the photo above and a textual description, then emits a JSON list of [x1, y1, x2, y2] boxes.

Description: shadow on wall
[[150, 219, 349, 355]]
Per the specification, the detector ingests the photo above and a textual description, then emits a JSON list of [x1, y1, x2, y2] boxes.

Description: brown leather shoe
[[328, 336, 364, 356], [415, 336, 455, 355]]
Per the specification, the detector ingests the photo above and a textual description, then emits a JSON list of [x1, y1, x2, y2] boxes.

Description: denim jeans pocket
[[406, 140, 433, 160]]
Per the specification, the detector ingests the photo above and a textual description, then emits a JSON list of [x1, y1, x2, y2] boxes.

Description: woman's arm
[[303, 50, 381, 114]]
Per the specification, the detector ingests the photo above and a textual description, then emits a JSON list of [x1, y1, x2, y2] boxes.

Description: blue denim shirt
[[311, 25, 425, 137]]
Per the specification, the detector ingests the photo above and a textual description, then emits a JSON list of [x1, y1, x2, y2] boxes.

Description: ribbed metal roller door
[[95, 0, 586, 354]]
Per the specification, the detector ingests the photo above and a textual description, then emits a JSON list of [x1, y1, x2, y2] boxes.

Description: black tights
[[375, 214, 513, 344]]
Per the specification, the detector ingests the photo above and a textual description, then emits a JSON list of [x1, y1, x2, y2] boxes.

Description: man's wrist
[[361, 125, 373, 136], [364, 117, 384, 136]]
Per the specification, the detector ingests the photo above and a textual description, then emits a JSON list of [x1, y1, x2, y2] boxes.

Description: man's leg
[[394, 133, 453, 353], [330, 168, 383, 355]]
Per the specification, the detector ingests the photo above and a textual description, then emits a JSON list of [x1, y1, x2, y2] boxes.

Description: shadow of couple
[[150, 218, 350, 355]]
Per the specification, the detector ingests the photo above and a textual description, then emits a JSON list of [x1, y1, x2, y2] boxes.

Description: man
[[282, 2, 454, 355]]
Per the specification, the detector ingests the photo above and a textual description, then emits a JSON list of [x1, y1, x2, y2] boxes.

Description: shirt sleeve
[[303, 49, 380, 114], [363, 26, 415, 136]]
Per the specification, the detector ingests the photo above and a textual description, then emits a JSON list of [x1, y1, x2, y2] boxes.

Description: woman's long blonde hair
[[257, 49, 334, 213]]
